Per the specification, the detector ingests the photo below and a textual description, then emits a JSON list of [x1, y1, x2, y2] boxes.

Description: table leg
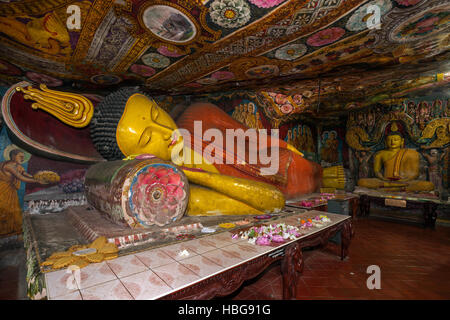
[[423, 203, 438, 229], [341, 220, 353, 260], [280, 242, 303, 300], [359, 195, 370, 216]]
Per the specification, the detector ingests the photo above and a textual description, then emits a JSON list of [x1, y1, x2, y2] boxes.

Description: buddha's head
[[385, 132, 404, 150], [90, 88, 181, 161]]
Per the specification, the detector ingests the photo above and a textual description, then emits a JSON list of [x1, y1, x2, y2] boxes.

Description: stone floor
[[1, 216, 449, 300]]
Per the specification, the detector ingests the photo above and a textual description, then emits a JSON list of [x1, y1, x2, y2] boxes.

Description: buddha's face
[[116, 94, 181, 160], [386, 134, 404, 149]]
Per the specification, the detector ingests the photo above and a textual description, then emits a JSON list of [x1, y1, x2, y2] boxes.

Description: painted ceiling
[[0, 0, 449, 116]]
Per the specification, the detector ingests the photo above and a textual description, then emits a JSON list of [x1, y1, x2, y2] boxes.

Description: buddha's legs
[[187, 185, 264, 216], [358, 178, 434, 192], [183, 168, 285, 216]]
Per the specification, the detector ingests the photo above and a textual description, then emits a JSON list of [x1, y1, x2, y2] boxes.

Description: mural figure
[[305, 127, 316, 153], [321, 131, 339, 164], [255, 110, 264, 130], [0, 148, 45, 236], [421, 124, 450, 149], [0, 12, 71, 56], [423, 148, 445, 190], [355, 150, 371, 179], [416, 102, 431, 129], [286, 128, 293, 145]]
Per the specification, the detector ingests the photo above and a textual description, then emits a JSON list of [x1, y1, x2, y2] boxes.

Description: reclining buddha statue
[[15, 85, 322, 218], [358, 125, 434, 192]]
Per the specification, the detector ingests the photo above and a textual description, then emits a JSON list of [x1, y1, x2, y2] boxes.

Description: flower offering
[[235, 223, 302, 246]]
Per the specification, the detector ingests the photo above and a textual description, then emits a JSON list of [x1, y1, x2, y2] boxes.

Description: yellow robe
[[0, 163, 23, 236]]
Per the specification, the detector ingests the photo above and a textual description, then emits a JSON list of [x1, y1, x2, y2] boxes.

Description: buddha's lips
[[170, 133, 178, 146]]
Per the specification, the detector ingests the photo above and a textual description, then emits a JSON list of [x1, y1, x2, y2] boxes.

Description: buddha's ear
[[150, 102, 159, 121]]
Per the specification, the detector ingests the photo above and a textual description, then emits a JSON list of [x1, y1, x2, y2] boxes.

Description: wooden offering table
[[43, 210, 352, 300], [357, 190, 449, 228], [162, 211, 352, 300]]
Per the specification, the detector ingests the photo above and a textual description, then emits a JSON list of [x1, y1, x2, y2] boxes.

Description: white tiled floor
[[45, 210, 348, 300]]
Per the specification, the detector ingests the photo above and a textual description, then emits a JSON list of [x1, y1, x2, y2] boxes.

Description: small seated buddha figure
[[358, 130, 434, 192]]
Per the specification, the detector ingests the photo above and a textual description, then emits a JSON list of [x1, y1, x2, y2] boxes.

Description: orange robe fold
[[176, 103, 322, 199]]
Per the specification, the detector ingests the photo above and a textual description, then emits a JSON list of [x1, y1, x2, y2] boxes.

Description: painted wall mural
[[283, 123, 317, 162], [0, 128, 32, 237], [0, 124, 90, 237]]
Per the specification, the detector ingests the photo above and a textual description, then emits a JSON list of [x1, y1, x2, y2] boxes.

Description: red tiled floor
[[227, 217, 450, 300]]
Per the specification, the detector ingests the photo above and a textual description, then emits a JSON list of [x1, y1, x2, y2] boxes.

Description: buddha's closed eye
[[138, 127, 152, 147]]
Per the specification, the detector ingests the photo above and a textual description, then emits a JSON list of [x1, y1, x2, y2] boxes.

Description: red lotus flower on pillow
[[131, 165, 187, 227]]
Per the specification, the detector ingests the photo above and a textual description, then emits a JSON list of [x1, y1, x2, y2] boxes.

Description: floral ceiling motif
[[0, 0, 448, 114]]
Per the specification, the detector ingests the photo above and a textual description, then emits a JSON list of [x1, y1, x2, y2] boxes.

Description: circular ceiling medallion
[[346, 0, 392, 32], [245, 65, 279, 79], [390, 4, 450, 43], [196, 77, 218, 85], [275, 43, 307, 61], [141, 4, 197, 44], [130, 64, 156, 77], [90, 74, 122, 85], [307, 27, 345, 47], [141, 53, 170, 68]]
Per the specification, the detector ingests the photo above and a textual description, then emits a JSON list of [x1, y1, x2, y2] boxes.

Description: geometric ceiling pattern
[[0, 0, 449, 115]]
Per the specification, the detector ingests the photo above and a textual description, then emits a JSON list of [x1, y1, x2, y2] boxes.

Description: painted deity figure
[[358, 131, 434, 192], [0, 12, 71, 56], [0, 149, 44, 235], [306, 128, 316, 153], [321, 131, 339, 164], [355, 151, 371, 179], [423, 149, 444, 190], [421, 125, 450, 149]]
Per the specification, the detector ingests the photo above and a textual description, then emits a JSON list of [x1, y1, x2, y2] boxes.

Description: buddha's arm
[[398, 151, 420, 182], [182, 168, 285, 215], [373, 153, 386, 181]]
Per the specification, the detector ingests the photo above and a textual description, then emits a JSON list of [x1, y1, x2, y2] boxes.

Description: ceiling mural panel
[[0, 0, 448, 115]]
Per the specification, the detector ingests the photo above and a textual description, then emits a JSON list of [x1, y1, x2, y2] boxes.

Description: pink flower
[[307, 27, 345, 47], [211, 71, 235, 81], [275, 93, 288, 104], [271, 235, 285, 243], [255, 236, 271, 246], [130, 64, 156, 77], [292, 94, 303, 105], [280, 104, 293, 114], [249, 0, 286, 8], [157, 46, 184, 57]]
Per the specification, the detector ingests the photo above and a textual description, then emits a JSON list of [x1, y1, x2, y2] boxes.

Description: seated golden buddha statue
[[17, 85, 322, 216], [358, 130, 434, 192]]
